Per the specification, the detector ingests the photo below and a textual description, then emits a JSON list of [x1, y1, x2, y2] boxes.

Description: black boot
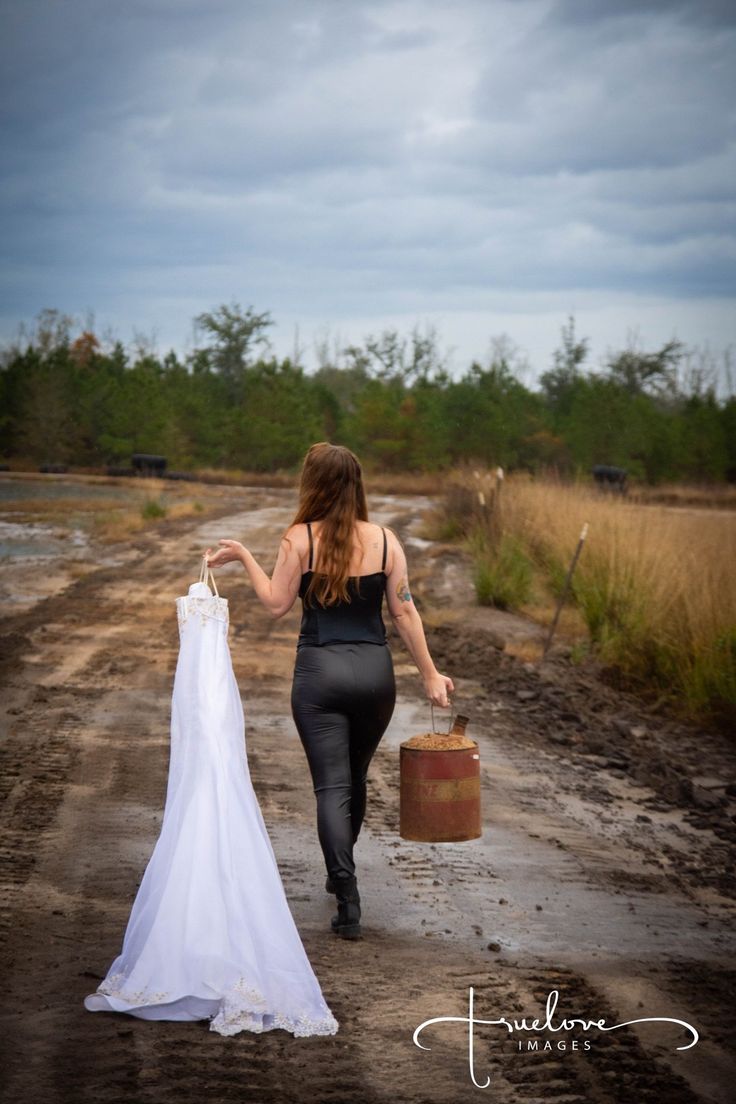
[[330, 873, 361, 940]]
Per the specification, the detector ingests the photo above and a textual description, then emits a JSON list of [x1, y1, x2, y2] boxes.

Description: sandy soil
[[1, 477, 735, 1104]]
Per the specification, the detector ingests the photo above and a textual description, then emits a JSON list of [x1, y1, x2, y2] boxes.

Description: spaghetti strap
[[306, 522, 314, 571], [381, 527, 387, 572]]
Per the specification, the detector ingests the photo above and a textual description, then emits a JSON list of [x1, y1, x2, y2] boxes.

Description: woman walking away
[[206, 442, 454, 941]]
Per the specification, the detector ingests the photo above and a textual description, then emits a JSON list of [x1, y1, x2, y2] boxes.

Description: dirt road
[[1, 478, 735, 1103]]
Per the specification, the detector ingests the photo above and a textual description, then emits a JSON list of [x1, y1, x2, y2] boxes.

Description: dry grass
[[1, 488, 207, 543], [429, 467, 736, 727], [503, 639, 546, 663], [2, 463, 444, 498], [194, 465, 445, 496], [0, 496, 128, 521], [91, 499, 205, 542], [629, 482, 736, 510]]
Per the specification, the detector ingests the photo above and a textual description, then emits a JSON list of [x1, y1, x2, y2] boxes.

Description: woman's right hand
[[423, 671, 455, 708], [205, 540, 245, 569]]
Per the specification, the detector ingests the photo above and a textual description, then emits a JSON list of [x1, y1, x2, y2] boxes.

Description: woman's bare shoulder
[[358, 519, 387, 542], [382, 524, 402, 545], [379, 525, 405, 575], [282, 522, 309, 552]]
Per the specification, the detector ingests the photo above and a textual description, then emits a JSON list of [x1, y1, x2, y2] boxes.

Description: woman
[[206, 442, 454, 940]]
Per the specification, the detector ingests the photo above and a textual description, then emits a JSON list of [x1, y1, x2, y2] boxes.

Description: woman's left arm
[[205, 528, 302, 618]]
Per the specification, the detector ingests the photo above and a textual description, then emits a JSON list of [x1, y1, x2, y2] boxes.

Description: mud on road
[[1, 479, 735, 1104]]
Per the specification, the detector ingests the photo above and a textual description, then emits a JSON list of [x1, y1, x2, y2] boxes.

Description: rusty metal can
[[399, 709, 482, 842]]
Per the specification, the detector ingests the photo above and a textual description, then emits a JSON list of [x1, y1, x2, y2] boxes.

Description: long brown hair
[[284, 442, 370, 608]]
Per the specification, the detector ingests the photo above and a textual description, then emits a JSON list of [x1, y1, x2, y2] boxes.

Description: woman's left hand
[[423, 671, 455, 708], [205, 540, 246, 569]]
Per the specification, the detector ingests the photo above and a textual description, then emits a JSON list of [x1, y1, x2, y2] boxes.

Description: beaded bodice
[[176, 580, 229, 635]]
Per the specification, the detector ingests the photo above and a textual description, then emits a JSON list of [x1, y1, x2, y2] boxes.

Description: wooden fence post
[[541, 522, 589, 660]]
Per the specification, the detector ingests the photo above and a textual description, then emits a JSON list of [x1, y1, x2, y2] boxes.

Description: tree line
[[1, 306, 734, 482]]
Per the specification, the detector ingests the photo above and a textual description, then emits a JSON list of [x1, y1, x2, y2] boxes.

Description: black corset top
[[296, 523, 388, 648]]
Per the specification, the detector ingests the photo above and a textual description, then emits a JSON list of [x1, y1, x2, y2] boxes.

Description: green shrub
[[683, 627, 736, 728], [471, 532, 533, 609], [141, 497, 167, 519]]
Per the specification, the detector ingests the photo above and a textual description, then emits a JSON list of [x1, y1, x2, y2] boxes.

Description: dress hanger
[[199, 554, 220, 597]]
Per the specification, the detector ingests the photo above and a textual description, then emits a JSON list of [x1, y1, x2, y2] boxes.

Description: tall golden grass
[[429, 467, 736, 728]]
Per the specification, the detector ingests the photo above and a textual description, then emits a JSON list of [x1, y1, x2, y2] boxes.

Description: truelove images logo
[[413, 987, 699, 1089]]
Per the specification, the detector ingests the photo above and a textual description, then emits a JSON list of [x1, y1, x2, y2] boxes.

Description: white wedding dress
[[83, 558, 339, 1038]]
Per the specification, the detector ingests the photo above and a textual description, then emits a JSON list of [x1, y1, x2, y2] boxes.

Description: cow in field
[[592, 464, 628, 494]]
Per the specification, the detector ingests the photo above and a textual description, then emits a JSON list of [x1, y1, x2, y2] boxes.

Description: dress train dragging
[[83, 559, 339, 1038]]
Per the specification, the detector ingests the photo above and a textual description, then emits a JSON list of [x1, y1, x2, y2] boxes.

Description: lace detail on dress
[[95, 971, 339, 1038], [176, 594, 229, 635], [208, 977, 339, 1038], [98, 971, 172, 1006]]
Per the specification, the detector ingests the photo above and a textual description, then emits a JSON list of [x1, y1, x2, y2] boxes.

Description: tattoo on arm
[[396, 577, 412, 602]]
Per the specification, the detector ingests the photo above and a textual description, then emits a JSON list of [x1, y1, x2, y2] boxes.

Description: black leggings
[[291, 642, 396, 881]]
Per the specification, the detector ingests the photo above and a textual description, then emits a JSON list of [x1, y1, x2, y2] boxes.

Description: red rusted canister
[[399, 712, 482, 842]]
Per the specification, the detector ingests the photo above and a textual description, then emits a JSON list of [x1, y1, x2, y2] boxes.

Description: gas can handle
[[431, 699, 471, 738], [430, 697, 454, 735], [428, 697, 463, 733]]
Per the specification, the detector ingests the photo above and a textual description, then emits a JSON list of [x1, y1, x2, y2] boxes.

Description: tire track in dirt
[[1, 493, 390, 1103], [359, 703, 707, 1104], [0, 484, 733, 1103]]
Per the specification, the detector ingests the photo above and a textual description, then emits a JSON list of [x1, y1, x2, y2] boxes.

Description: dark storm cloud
[[0, 0, 733, 365], [550, 0, 736, 28]]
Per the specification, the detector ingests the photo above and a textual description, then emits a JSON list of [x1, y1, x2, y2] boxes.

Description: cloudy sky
[[1, 0, 734, 389]]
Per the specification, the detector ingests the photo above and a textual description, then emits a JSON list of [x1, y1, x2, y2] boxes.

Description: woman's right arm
[[384, 528, 454, 708]]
